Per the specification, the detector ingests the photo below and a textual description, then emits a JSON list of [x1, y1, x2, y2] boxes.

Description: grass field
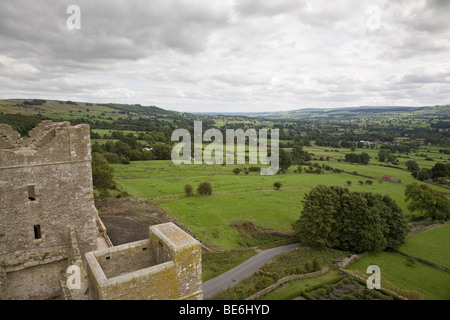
[[346, 251, 450, 300], [400, 224, 450, 268], [112, 158, 449, 249]]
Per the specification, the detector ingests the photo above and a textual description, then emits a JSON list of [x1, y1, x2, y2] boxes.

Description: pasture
[[111, 155, 449, 250]]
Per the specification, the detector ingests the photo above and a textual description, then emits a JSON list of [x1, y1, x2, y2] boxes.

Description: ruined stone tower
[[0, 120, 202, 300], [0, 121, 98, 299], [86, 223, 203, 300]]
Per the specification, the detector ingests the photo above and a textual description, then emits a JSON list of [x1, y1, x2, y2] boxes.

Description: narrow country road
[[202, 243, 301, 299]]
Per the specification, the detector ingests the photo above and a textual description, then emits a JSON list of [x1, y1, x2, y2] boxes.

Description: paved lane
[[202, 243, 301, 298]]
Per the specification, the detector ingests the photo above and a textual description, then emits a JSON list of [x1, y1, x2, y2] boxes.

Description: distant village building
[[382, 175, 403, 184]]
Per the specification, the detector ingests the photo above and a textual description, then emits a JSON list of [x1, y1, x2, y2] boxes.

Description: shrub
[[406, 256, 416, 267], [197, 182, 212, 196], [102, 152, 119, 164], [312, 258, 323, 271], [273, 181, 282, 190], [184, 184, 193, 197], [233, 168, 241, 175]]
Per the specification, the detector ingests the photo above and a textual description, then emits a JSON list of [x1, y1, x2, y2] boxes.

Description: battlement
[[0, 121, 91, 168], [85, 223, 203, 300]]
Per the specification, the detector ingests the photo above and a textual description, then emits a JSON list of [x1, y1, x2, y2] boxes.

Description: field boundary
[[245, 267, 329, 300], [391, 249, 450, 273], [339, 269, 407, 300]]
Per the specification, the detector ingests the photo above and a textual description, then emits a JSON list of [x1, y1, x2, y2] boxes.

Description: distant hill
[[1, 99, 448, 124], [0, 99, 178, 122], [219, 105, 450, 119]]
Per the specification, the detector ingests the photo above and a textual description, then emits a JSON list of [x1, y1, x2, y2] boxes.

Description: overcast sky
[[0, 0, 449, 113]]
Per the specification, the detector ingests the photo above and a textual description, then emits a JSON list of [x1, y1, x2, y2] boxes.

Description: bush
[[184, 184, 193, 197], [406, 256, 416, 267], [102, 152, 119, 164], [273, 181, 282, 190], [233, 168, 241, 175], [197, 182, 212, 196], [312, 258, 323, 271]]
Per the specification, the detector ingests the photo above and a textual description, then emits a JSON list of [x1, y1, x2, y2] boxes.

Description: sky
[[0, 0, 449, 113]]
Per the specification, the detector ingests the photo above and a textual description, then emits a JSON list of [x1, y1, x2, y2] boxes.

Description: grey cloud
[[399, 0, 450, 34], [235, 0, 305, 17], [399, 69, 450, 84], [0, 0, 448, 112], [0, 0, 231, 65]]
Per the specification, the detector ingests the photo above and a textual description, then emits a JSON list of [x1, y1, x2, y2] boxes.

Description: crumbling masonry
[[0, 121, 202, 300]]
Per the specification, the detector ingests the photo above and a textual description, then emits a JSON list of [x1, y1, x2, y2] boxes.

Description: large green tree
[[405, 183, 449, 220], [292, 185, 407, 253], [91, 152, 116, 197], [292, 185, 340, 248], [279, 149, 293, 171], [380, 195, 407, 249]]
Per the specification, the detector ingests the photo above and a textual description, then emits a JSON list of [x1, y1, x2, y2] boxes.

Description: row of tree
[[91, 133, 172, 164], [292, 185, 406, 253], [292, 182, 449, 253]]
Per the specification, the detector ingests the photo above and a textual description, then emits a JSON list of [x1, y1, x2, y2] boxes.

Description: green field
[[112, 158, 449, 250], [400, 224, 450, 268], [346, 251, 450, 300]]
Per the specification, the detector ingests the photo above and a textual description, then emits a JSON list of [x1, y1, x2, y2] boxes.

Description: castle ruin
[[0, 121, 202, 300]]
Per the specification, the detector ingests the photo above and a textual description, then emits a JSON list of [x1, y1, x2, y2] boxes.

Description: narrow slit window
[[27, 185, 36, 201], [33, 225, 41, 239]]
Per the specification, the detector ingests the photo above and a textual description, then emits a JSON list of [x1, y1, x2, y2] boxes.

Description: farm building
[[382, 175, 403, 183]]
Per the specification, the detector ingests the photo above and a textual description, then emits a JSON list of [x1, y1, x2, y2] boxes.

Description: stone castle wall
[[0, 121, 202, 300], [86, 223, 203, 300], [0, 121, 98, 299]]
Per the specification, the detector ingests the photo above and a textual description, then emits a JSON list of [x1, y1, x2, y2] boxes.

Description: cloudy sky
[[0, 0, 449, 112]]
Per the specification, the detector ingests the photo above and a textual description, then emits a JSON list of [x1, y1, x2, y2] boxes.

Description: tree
[[291, 145, 311, 164], [292, 185, 341, 248], [431, 163, 450, 179], [151, 142, 172, 160], [378, 149, 390, 162], [184, 184, 193, 197], [91, 152, 116, 197], [197, 181, 212, 196], [273, 181, 282, 190], [279, 149, 292, 171], [414, 168, 432, 181], [405, 160, 419, 172], [346, 180, 352, 186], [405, 183, 450, 220], [114, 141, 133, 160], [335, 192, 387, 253], [380, 195, 407, 249], [344, 153, 360, 163], [360, 152, 370, 165], [233, 168, 241, 175], [344, 152, 369, 164], [292, 185, 407, 253]]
